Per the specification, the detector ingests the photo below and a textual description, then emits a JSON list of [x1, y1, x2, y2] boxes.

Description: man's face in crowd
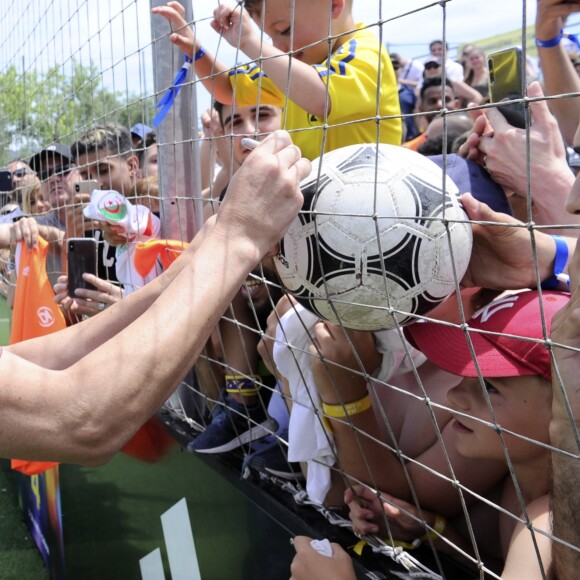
[[430, 42, 444, 57], [222, 104, 282, 167], [421, 85, 459, 124], [39, 155, 80, 209], [77, 149, 139, 195]]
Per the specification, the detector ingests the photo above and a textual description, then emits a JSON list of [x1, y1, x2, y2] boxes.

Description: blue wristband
[[541, 235, 568, 289], [194, 46, 206, 61], [536, 30, 563, 48]]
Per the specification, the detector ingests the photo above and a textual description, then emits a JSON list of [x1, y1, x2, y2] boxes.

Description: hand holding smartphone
[[488, 47, 528, 129], [67, 238, 98, 296]]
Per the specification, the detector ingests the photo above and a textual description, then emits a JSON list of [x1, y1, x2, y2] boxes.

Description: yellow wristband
[[419, 514, 446, 543], [322, 394, 372, 418]]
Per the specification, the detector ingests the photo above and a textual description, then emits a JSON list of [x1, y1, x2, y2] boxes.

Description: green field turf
[[0, 298, 50, 578]]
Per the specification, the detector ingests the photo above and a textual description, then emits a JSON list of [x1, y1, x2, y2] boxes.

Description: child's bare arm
[[501, 496, 551, 580], [152, 2, 234, 104], [310, 322, 506, 516], [213, 3, 330, 118]]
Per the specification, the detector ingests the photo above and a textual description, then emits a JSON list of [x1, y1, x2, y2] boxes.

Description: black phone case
[[0, 170, 12, 192], [67, 238, 98, 296]]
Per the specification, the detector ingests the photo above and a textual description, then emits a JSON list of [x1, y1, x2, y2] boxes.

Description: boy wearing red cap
[[347, 289, 567, 579]]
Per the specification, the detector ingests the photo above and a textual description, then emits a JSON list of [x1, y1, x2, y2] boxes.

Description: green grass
[[0, 301, 50, 578], [0, 461, 50, 579]]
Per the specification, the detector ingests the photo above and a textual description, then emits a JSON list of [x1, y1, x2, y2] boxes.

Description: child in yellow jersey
[[153, 1, 402, 160]]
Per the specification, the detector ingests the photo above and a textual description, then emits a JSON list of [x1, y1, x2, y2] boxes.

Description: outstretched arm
[[459, 193, 575, 290], [1, 131, 310, 466], [476, 82, 578, 231], [0, 217, 64, 252], [152, 2, 234, 104], [212, 3, 332, 118], [309, 321, 505, 516], [535, 0, 580, 146]]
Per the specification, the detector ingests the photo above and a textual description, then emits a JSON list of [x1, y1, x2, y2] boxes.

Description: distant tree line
[[0, 61, 155, 165]]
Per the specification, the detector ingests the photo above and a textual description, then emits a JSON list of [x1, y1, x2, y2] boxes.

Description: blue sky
[[190, 0, 544, 114], [3, 0, 580, 127], [194, 0, 541, 60]]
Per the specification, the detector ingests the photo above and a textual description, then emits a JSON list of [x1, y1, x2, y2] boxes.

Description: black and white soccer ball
[[273, 143, 473, 331]]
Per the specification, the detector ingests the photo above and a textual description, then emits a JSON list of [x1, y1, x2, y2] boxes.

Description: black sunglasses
[[425, 62, 441, 70], [38, 163, 74, 181], [12, 168, 31, 179]]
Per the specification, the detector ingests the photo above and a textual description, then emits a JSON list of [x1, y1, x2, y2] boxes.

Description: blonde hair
[[20, 176, 42, 214]]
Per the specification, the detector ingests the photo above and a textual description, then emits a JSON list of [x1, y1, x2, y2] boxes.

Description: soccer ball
[[273, 143, 473, 331]]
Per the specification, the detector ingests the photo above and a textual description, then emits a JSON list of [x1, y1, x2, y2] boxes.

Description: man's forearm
[[2, 223, 260, 465], [550, 422, 580, 579], [538, 43, 580, 147], [7, 218, 216, 369]]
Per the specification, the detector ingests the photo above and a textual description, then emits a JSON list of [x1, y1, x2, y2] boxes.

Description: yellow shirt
[[229, 24, 402, 160]]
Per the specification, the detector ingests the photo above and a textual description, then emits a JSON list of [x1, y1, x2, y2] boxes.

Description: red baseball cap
[[405, 290, 570, 381]]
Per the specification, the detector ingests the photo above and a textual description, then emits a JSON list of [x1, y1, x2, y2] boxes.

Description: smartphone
[[67, 238, 98, 296], [0, 169, 12, 192], [74, 180, 99, 195], [488, 47, 528, 129]]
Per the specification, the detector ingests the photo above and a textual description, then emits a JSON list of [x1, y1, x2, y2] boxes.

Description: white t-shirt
[[401, 59, 424, 84], [443, 58, 464, 82]]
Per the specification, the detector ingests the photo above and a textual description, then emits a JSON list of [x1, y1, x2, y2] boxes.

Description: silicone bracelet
[[225, 374, 261, 395], [418, 514, 447, 543], [322, 394, 372, 418], [536, 30, 563, 48], [541, 235, 568, 290]]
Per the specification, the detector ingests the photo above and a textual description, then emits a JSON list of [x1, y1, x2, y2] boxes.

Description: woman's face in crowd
[[468, 50, 485, 70], [30, 189, 51, 214]]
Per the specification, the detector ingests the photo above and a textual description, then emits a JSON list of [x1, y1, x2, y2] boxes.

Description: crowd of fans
[[0, 0, 579, 578]]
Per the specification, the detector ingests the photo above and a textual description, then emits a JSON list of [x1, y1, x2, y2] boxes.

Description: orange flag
[[134, 238, 188, 277], [10, 237, 67, 475]]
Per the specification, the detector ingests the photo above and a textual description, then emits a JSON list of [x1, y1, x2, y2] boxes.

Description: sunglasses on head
[[38, 163, 74, 181], [425, 62, 441, 70]]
